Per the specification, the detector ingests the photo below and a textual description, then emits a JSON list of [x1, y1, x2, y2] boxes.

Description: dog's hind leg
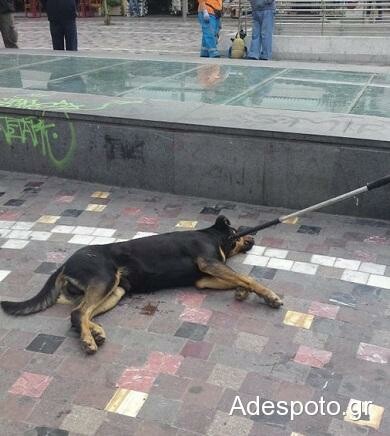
[[87, 286, 126, 346], [71, 274, 121, 354], [196, 257, 283, 308]]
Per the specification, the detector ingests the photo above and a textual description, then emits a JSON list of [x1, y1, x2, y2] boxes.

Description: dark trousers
[[49, 20, 78, 51]]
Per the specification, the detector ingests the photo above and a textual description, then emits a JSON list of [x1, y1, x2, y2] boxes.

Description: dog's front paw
[[242, 236, 255, 252], [82, 336, 98, 354], [265, 294, 283, 309], [235, 287, 249, 301]]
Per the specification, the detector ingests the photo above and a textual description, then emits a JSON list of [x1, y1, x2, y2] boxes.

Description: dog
[[1, 216, 283, 354]]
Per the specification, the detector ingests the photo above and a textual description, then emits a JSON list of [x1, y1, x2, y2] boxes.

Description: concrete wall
[[1, 110, 389, 220], [270, 36, 390, 65]]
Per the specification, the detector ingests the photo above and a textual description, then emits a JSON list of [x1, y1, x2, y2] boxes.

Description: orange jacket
[[198, 0, 223, 14]]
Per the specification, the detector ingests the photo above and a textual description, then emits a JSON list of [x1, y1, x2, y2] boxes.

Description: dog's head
[[213, 215, 254, 257]]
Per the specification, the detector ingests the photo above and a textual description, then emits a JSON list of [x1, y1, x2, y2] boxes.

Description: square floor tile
[[1, 239, 29, 249], [37, 215, 60, 224], [30, 231, 51, 241], [268, 258, 293, 271], [176, 220, 198, 229], [311, 254, 336, 267], [0, 228, 10, 237], [4, 199, 25, 207], [92, 228, 116, 237], [72, 226, 96, 235], [26, 334, 66, 354], [105, 388, 148, 417], [264, 248, 288, 259], [235, 332, 268, 353], [367, 274, 390, 290], [8, 371, 52, 398], [334, 258, 361, 270], [56, 195, 74, 203], [68, 235, 95, 245], [284, 311, 314, 329], [308, 301, 339, 319], [7, 230, 32, 239], [116, 368, 157, 393], [177, 292, 205, 308], [0, 270, 11, 282], [181, 341, 213, 360], [52, 225, 75, 234], [359, 262, 386, 275], [341, 269, 369, 284], [243, 254, 269, 267], [294, 345, 332, 368], [344, 399, 384, 430], [132, 231, 158, 239], [356, 342, 390, 364], [85, 204, 106, 212], [61, 209, 83, 218], [250, 266, 277, 280], [91, 191, 110, 198], [291, 261, 318, 275], [34, 262, 57, 275], [175, 322, 209, 341], [145, 351, 184, 375], [12, 221, 35, 230], [0, 220, 14, 228], [298, 225, 321, 235], [60, 404, 105, 435], [207, 364, 247, 390], [180, 307, 212, 325]]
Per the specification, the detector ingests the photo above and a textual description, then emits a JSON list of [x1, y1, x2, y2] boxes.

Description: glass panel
[[351, 86, 390, 118], [231, 78, 363, 113], [0, 54, 65, 70], [371, 74, 390, 86], [129, 65, 282, 104], [280, 69, 372, 84]]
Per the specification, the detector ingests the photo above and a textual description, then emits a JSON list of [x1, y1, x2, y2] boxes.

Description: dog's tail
[[1, 267, 64, 316]]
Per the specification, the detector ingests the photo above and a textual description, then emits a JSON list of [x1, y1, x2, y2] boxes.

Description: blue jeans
[[197, 12, 221, 58], [128, 0, 140, 16], [248, 9, 274, 60]]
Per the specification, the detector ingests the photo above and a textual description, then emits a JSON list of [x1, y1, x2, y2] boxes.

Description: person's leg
[[198, 12, 209, 57], [247, 11, 261, 59], [64, 20, 78, 51], [207, 14, 220, 58], [50, 21, 65, 50], [0, 13, 18, 48], [260, 9, 275, 60]]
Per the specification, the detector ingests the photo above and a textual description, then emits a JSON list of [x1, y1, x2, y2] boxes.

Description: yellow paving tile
[[37, 215, 60, 224], [105, 388, 148, 417], [86, 204, 106, 212], [283, 311, 314, 329], [91, 191, 110, 199], [175, 220, 198, 229], [344, 399, 384, 430]]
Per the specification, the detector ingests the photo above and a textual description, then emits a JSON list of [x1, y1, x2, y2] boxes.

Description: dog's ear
[[214, 215, 231, 230]]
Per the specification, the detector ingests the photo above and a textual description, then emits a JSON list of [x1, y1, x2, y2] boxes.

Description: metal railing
[[225, 0, 390, 35]]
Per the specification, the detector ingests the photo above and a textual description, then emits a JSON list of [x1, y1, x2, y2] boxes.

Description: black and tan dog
[[1, 216, 283, 354]]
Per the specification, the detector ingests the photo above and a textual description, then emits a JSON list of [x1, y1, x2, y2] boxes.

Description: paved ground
[[0, 170, 389, 435], [13, 15, 239, 56]]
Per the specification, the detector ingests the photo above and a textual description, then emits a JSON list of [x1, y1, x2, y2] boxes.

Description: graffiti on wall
[[0, 96, 142, 113], [0, 115, 77, 170]]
